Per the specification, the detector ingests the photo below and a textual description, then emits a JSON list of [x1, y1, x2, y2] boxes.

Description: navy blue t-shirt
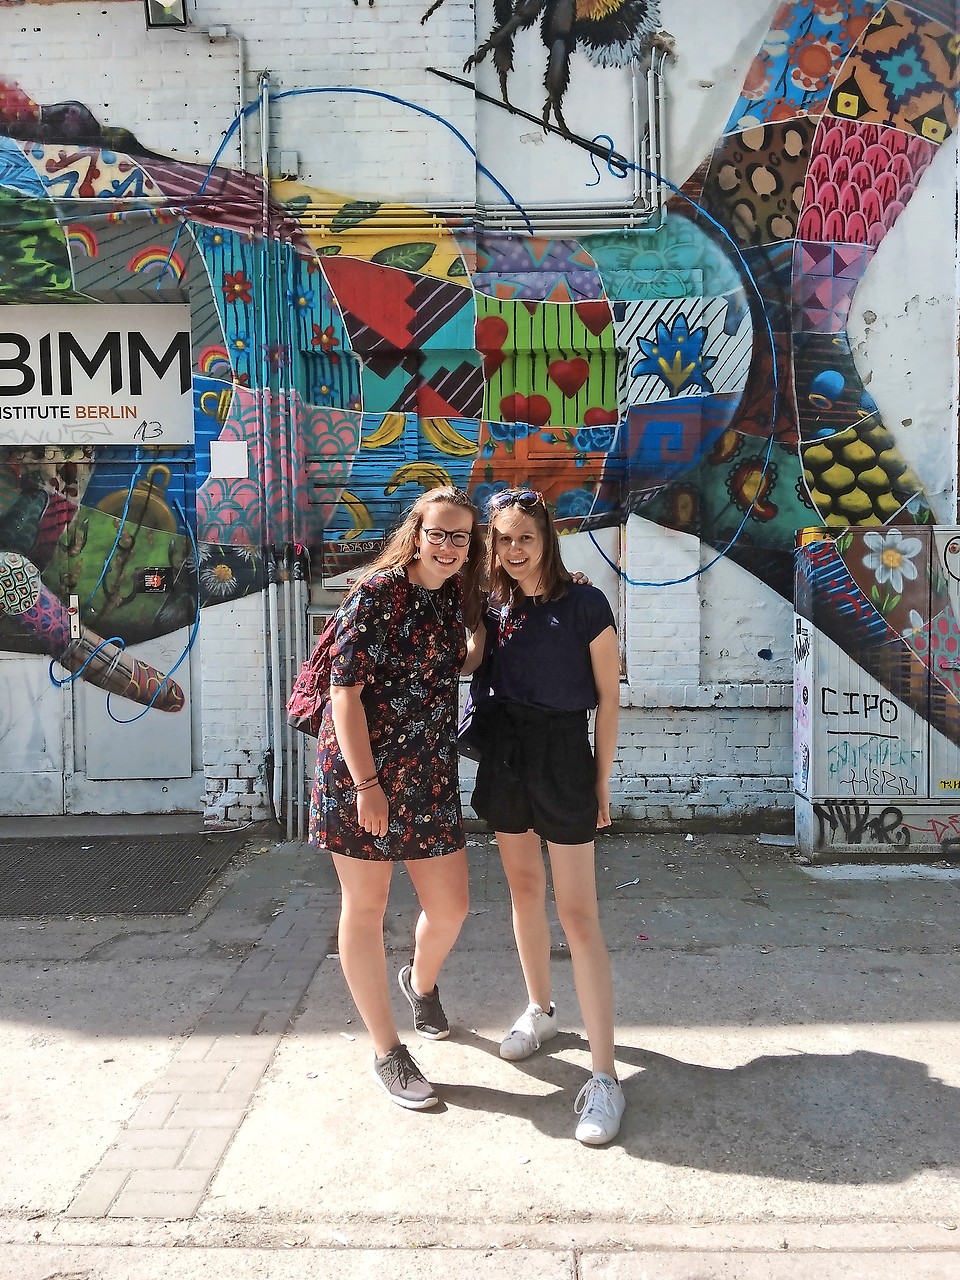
[[487, 584, 616, 712]]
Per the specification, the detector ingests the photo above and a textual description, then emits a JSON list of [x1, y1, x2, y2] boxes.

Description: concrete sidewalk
[[1, 826, 959, 1278]]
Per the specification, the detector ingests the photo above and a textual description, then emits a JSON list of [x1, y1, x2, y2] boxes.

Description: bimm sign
[[0, 304, 193, 446]]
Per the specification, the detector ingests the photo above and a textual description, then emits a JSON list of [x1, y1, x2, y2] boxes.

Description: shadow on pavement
[[439, 1031, 960, 1183]]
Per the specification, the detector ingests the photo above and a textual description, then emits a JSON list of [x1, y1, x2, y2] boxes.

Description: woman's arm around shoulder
[[461, 619, 487, 676]]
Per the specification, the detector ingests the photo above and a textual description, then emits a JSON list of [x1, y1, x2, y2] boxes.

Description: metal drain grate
[[0, 833, 248, 917]]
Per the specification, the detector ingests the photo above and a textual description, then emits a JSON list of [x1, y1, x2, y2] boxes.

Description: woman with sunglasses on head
[[309, 486, 485, 1110], [472, 487, 624, 1145]]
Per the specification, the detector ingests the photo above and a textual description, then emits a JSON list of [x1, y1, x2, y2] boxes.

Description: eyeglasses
[[422, 526, 472, 547], [486, 489, 544, 513]]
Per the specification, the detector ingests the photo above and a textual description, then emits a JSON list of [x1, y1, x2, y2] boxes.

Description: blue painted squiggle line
[[586, 135, 629, 186], [581, 143, 782, 588], [159, 84, 532, 278]]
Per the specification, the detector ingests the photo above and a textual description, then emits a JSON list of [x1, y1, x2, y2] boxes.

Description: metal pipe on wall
[[256, 70, 286, 825], [292, 545, 309, 839], [281, 542, 295, 838]]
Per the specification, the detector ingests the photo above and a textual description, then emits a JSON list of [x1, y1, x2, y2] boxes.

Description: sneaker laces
[[574, 1075, 618, 1122], [390, 1045, 424, 1089]]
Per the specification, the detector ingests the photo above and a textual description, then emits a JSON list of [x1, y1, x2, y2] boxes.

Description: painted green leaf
[[370, 242, 436, 273], [330, 201, 382, 233], [316, 245, 342, 256], [883, 591, 901, 613], [447, 258, 467, 278], [870, 583, 881, 604]]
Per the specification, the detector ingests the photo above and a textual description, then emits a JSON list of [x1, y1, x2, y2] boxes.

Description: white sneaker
[[499, 1002, 559, 1061], [574, 1073, 625, 1145]]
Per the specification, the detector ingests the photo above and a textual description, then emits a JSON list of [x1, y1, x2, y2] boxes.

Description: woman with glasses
[[309, 486, 485, 1110], [472, 487, 624, 1145]]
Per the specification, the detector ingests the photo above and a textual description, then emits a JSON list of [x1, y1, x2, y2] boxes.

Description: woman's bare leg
[[495, 829, 552, 1010], [547, 840, 616, 1077], [331, 853, 398, 1058], [405, 847, 470, 995]]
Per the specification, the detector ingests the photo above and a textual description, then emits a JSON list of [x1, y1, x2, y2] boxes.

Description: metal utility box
[[794, 526, 960, 859]]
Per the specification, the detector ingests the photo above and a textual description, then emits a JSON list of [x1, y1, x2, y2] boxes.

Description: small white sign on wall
[[0, 303, 193, 447]]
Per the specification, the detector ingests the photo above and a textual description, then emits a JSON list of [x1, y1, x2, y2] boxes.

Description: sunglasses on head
[[486, 488, 544, 513]]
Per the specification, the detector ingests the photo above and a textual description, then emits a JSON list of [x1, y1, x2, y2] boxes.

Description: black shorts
[[470, 701, 598, 845]]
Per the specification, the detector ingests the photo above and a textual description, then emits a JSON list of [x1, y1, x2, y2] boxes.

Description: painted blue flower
[[287, 287, 316, 312], [631, 314, 717, 397], [488, 419, 535, 444], [574, 426, 617, 453], [556, 489, 596, 519], [228, 332, 251, 357], [199, 226, 227, 252]]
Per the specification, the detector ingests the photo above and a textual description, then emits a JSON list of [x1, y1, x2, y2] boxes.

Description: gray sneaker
[[499, 1002, 559, 1061], [398, 963, 450, 1040], [372, 1044, 438, 1110]]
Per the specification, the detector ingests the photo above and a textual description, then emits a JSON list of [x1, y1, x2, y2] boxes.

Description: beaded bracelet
[[355, 777, 381, 793], [353, 773, 378, 789]]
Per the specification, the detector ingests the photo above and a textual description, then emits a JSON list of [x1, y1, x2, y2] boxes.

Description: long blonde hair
[[352, 486, 484, 629]]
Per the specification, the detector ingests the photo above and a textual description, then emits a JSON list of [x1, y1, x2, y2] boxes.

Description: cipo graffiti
[[820, 687, 899, 722]]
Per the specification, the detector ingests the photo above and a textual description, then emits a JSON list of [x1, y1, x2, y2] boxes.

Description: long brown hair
[[351, 486, 484, 629], [485, 488, 572, 606]]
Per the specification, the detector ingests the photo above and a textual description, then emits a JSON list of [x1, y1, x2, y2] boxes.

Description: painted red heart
[[475, 315, 509, 352], [483, 351, 507, 378], [576, 301, 612, 336], [548, 358, 590, 398], [498, 392, 552, 426], [583, 407, 619, 427], [499, 392, 527, 422], [526, 395, 552, 426]]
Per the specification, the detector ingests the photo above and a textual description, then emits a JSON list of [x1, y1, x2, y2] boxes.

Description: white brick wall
[[199, 595, 272, 825]]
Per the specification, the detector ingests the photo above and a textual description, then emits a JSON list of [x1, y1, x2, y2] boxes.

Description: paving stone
[[223, 1061, 269, 1093], [176, 1091, 254, 1110], [99, 1145, 185, 1171], [108, 1189, 206, 1219], [125, 1168, 210, 1194], [112, 1128, 196, 1151], [201, 1033, 281, 1061], [158, 1063, 234, 1091], [126, 1094, 178, 1129], [178, 1127, 236, 1170], [168, 1107, 247, 1129], [63, 1169, 129, 1218], [171, 1035, 220, 1063]]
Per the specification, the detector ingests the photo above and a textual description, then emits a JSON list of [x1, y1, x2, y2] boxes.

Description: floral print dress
[[308, 566, 468, 861]]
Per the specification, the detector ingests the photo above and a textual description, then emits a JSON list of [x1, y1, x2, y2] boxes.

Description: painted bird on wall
[[423, 0, 670, 132]]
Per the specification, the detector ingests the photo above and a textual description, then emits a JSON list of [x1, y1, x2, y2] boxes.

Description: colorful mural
[[0, 0, 956, 741]]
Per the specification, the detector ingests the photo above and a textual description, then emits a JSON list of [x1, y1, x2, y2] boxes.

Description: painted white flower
[[200, 561, 238, 599], [862, 529, 922, 595], [903, 609, 925, 638]]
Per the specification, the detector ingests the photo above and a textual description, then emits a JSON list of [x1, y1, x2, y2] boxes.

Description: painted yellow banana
[[384, 461, 453, 494], [361, 412, 406, 449], [420, 416, 478, 457], [339, 489, 374, 537]]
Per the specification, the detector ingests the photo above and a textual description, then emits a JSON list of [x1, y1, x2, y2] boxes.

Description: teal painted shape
[[586, 215, 741, 301], [361, 362, 415, 413], [419, 292, 476, 351], [419, 347, 482, 384]]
